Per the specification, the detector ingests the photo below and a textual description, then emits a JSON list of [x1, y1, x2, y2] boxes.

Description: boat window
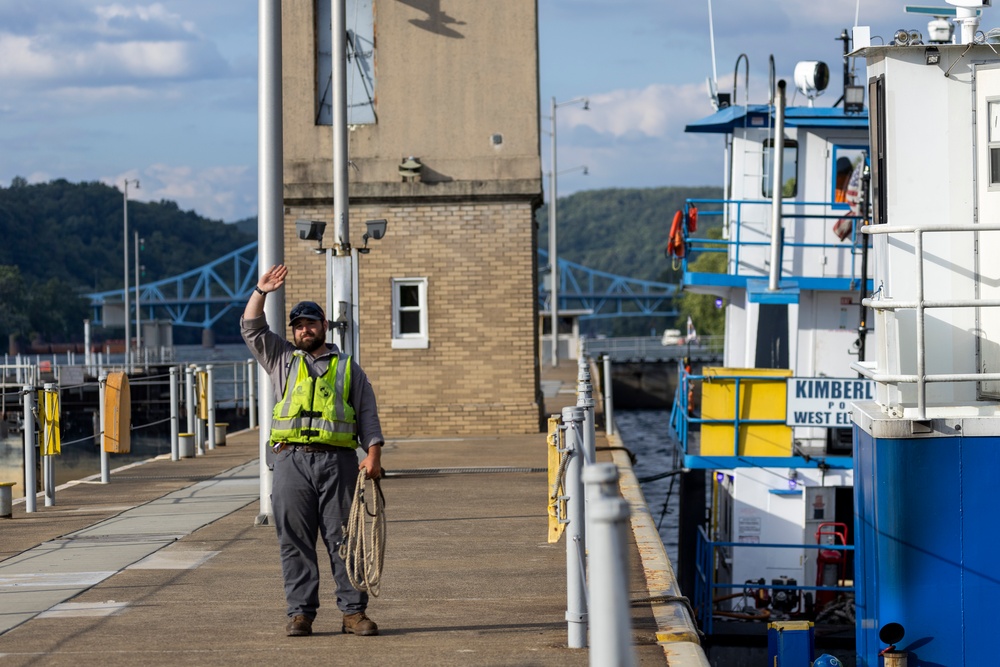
[[762, 139, 798, 198], [391, 277, 429, 349], [869, 75, 887, 224], [989, 100, 1000, 186], [831, 146, 867, 208]]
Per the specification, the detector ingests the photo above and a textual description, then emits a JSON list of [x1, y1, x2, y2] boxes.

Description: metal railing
[[694, 526, 855, 635], [681, 198, 865, 287], [583, 335, 723, 363], [853, 222, 1000, 419], [5, 359, 257, 511]]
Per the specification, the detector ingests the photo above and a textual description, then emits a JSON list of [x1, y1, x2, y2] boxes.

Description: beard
[[294, 331, 326, 354]]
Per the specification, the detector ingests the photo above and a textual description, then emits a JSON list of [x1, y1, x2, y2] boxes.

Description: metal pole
[[578, 363, 596, 556], [247, 359, 257, 429], [562, 405, 587, 649], [602, 354, 615, 436], [42, 383, 55, 507], [134, 230, 141, 360], [768, 80, 787, 291], [185, 365, 196, 438], [549, 97, 559, 368], [330, 0, 355, 359], [207, 364, 216, 450], [84, 319, 92, 372], [123, 180, 132, 373], [169, 366, 179, 461], [584, 464, 637, 667], [195, 366, 205, 456], [22, 385, 36, 513], [99, 375, 110, 483], [257, 0, 284, 526]]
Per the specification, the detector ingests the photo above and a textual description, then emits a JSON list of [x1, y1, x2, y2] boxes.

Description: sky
[[0, 1, 923, 222]]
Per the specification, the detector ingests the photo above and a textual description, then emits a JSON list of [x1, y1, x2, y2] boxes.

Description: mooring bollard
[[214, 422, 228, 446], [178, 433, 195, 459], [0, 481, 14, 518]]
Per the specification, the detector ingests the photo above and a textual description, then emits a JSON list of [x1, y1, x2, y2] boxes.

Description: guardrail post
[[169, 366, 180, 461], [99, 374, 110, 483], [562, 405, 588, 649], [22, 385, 36, 512], [584, 463, 637, 667], [184, 365, 196, 453], [247, 359, 257, 429], [206, 364, 217, 451], [602, 354, 615, 436], [42, 383, 56, 507], [195, 366, 205, 456]]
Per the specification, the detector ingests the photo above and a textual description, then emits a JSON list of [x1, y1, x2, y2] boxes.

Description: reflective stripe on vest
[[270, 351, 357, 447]]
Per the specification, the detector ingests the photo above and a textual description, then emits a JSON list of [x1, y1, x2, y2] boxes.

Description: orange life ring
[[686, 205, 698, 233], [666, 210, 685, 258]]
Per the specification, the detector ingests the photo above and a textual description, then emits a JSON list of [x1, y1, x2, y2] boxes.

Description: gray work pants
[[272, 446, 367, 619]]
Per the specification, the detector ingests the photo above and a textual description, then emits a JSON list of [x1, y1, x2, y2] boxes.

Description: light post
[[548, 95, 588, 368], [122, 178, 139, 372], [134, 231, 142, 362]]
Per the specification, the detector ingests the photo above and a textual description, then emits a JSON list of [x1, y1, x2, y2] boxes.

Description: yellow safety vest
[[270, 351, 357, 447]]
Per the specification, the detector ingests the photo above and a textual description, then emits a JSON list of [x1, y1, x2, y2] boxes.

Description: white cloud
[[102, 163, 255, 222], [0, 2, 228, 88], [559, 82, 712, 139]]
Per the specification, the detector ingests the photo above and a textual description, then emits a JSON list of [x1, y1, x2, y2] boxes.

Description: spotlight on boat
[[793, 61, 829, 105]]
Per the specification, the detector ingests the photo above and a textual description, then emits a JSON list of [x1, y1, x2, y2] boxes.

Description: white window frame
[[391, 277, 429, 349]]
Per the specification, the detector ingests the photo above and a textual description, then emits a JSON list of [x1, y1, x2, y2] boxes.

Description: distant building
[[280, 0, 544, 435]]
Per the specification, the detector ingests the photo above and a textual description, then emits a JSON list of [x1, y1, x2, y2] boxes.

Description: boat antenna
[[707, 0, 720, 106], [834, 29, 852, 108]]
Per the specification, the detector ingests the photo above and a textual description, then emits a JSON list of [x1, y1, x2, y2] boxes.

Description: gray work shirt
[[241, 314, 384, 451]]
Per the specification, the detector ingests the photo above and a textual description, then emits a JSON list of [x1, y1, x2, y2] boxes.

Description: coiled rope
[[339, 470, 386, 596]]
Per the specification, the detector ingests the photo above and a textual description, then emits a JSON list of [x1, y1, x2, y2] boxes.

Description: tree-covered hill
[[0, 178, 253, 345], [0, 179, 721, 345], [536, 186, 722, 285]]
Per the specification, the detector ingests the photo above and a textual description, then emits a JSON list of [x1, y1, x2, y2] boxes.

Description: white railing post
[[562, 405, 588, 649], [169, 366, 179, 461], [584, 463, 637, 667], [185, 365, 196, 451], [602, 354, 615, 436], [99, 374, 110, 483], [22, 385, 36, 513], [247, 359, 258, 429], [206, 364, 217, 450]]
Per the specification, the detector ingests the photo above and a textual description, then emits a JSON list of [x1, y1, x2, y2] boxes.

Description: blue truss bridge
[[85, 242, 677, 329]]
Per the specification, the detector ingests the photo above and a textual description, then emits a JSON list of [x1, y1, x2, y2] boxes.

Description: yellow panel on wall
[[700, 367, 792, 457]]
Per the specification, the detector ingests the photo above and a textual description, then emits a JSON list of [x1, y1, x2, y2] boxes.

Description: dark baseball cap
[[289, 301, 325, 325]]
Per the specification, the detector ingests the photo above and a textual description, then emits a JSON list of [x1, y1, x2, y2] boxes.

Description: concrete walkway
[[0, 361, 705, 666]]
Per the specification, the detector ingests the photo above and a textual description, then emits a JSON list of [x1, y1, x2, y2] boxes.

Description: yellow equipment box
[[700, 367, 792, 457]]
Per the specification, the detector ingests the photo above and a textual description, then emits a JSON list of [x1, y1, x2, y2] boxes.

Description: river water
[[614, 409, 680, 566]]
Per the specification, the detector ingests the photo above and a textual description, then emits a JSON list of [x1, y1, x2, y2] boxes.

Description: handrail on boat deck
[[680, 197, 866, 287], [853, 222, 1000, 420], [694, 525, 855, 636]]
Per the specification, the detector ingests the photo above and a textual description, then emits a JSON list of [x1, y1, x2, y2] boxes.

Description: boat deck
[[0, 361, 704, 666]]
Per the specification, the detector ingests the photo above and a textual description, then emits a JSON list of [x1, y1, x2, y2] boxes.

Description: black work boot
[[342, 611, 379, 636], [286, 614, 313, 637]]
